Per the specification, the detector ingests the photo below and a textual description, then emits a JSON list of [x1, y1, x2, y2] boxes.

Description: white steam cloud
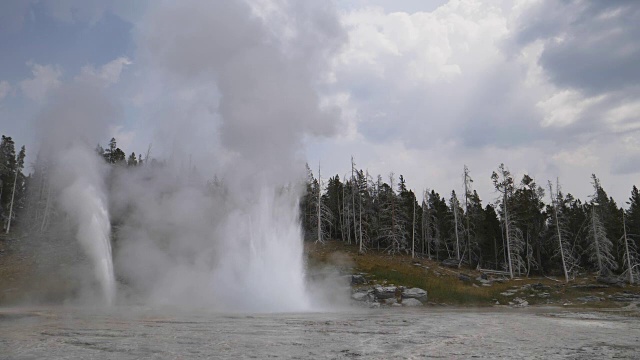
[[110, 0, 346, 311], [30, 1, 346, 311], [37, 81, 119, 305]]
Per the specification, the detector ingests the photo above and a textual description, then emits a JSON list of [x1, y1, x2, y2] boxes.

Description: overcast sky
[[1, 0, 639, 206]]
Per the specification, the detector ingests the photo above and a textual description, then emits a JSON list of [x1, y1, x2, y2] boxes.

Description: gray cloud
[[612, 154, 640, 175], [513, 0, 640, 96]]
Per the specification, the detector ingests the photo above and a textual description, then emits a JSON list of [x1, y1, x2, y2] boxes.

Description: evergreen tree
[[378, 173, 408, 254], [480, 204, 502, 269], [127, 152, 138, 167], [449, 190, 464, 261], [511, 174, 546, 275], [587, 174, 617, 276], [465, 190, 484, 267], [492, 163, 525, 278], [0, 135, 17, 212], [627, 186, 640, 238], [103, 138, 126, 165], [427, 189, 450, 260], [622, 186, 640, 283], [325, 175, 344, 241], [547, 180, 579, 282]]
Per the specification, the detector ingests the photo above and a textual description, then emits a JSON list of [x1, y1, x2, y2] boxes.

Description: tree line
[[1, 137, 149, 237], [300, 159, 640, 284], [2, 134, 639, 284]]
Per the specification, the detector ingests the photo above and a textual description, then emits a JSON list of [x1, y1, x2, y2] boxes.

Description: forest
[[1, 134, 639, 284], [300, 162, 640, 284]]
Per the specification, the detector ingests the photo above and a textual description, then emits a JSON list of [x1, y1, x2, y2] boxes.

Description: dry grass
[[0, 235, 79, 305], [305, 240, 640, 307]]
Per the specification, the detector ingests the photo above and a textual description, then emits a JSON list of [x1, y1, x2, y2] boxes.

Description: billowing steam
[[33, 1, 346, 311], [37, 81, 119, 305], [53, 145, 115, 305]]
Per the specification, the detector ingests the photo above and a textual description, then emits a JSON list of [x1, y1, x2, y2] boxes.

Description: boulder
[[532, 283, 550, 291], [511, 297, 529, 307], [402, 287, 428, 302], [441, 258, 460, 268], [351, 274, 367, 285], [401, 298, 423, 307], [458, 274, 472, 283], [374, 286, 397, 299], [382, 297, 397, 305], [351, 291, 371, 302]]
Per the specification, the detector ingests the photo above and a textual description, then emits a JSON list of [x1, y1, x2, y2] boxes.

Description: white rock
[[401, 298, 423, 307], [351, 292, 370, 302], [402, 288, 428, 302]]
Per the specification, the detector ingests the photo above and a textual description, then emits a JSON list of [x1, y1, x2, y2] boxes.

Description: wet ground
[[1, 306, 639, 359]]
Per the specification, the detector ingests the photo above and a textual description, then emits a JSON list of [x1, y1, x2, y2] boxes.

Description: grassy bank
[[305, 240, 640, 308]]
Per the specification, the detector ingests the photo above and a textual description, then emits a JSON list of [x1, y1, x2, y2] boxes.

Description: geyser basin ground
[[1, 307, 638, 359]]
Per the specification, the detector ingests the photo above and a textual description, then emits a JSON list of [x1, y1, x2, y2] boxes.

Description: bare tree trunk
[[421, 192, 426, 256], [592, 208, 603, 273], [338, 187, 344, 242], [453, 196, 460, 260], [343, 181, 350, 245], [526, 232, 531, 276], [5, 168, 18, 234], [504, 192, 514, 278], [317, 163, 322, 243], [623, 212, 634, 284], [358, 188, 363, 253], [549, 181, 569, 283], [464, 165, 472, 266], [412, 199, 415, 259], [351, 157, 357, 248]]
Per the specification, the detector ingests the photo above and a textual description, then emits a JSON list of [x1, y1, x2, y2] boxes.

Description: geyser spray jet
[[55, 145, 116, 305], [37, 80, 120, 305]]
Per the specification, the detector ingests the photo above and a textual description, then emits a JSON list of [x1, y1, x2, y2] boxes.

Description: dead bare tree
[[548, 179, 578, 282]]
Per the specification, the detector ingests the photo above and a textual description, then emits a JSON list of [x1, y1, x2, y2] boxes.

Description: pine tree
[[548, 179, 578, 282], [449, 190, 464, 262], [622, 186, 640, 283], [127, 152, 138, 167], [587, 174, 617, 276], [325, 175, 344, 241], [627, 186, 640, 238], [492, 163, 525, 278], [512, 175, 546, 276]]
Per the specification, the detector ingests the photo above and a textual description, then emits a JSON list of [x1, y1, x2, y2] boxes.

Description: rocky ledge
[[351, 285, 428, 308]]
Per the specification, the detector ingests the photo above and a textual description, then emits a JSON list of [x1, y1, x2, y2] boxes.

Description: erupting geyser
[[28, 0, 345, 311], [54, 145, 116, 305], [213, 187, 311, 311]]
